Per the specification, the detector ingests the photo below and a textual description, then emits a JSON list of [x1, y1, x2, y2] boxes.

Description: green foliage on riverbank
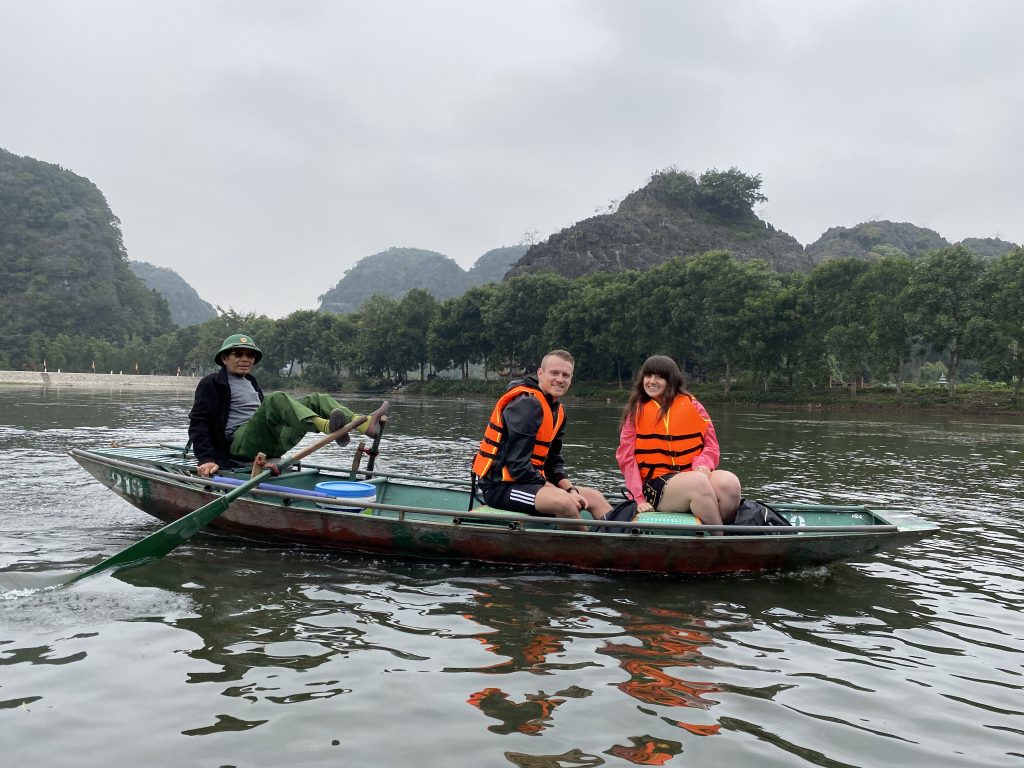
[[404, 378, 1024, 414], [5, 244, 1024, 413]]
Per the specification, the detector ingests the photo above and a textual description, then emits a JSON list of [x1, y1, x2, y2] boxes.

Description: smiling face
[[643, 373, 668, 402], [222, 348, 257, 376], [537, 354, 574, 400]]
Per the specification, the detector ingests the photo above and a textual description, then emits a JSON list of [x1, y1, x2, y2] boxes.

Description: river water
[[1, 387, 1021, 767]]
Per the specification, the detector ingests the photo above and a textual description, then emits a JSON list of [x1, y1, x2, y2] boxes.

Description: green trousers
[[229, 392, 359, 460]]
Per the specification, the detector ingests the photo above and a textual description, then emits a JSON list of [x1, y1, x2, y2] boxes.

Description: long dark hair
[[621, 355, 688, 425]]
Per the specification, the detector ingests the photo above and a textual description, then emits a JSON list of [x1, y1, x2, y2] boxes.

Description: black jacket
[[187, 367, 264, 466], [478, 376, 568, 488]]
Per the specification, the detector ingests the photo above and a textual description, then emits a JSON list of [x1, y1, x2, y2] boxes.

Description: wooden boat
[[70, 445, 939, 576]]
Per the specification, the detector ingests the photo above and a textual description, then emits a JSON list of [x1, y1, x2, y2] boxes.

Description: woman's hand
[[636, 500, 654, 514]]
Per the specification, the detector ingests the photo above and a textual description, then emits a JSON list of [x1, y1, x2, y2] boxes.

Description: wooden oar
[[348, 407, 388, 478], [66, 414, 367, 585], [365, 412, 387, 473]]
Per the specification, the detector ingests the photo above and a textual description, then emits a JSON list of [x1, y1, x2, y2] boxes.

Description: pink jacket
[[616, 397, 721, 501]]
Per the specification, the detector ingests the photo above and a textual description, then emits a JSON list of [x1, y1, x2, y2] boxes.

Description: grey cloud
[[1, 0, 1021, 316]]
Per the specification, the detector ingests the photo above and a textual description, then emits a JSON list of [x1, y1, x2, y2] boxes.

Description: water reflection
[[4, 391, 1024, 767], [599, 608, 722, 716], [503, 748, 605, 768], [468, 686, 584, 735]]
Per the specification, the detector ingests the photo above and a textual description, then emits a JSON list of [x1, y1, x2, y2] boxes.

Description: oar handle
[[365, 415, 387, 472]]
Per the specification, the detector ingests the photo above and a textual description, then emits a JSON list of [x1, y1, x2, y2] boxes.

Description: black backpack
[[596, 495, 640, 534], [728, 499, 793, 534]]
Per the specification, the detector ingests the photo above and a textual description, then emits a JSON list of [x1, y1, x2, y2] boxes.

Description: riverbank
[[0, 370, 198, 390], [401, 378, 1024, 415], [4, 369, 1022, 415]]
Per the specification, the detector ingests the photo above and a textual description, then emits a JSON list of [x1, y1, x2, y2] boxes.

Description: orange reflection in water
[[467, 687, 566, 735], [600, 611, 723, 736], [467, 627, 566, 673], [606, 735, 683, 766], [460, 589, 570, 674]]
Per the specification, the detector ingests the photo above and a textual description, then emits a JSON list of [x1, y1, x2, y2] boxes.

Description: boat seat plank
[[636, 512, 699, 526]]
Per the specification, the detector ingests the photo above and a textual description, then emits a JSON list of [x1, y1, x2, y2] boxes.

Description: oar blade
[[68, 496, 231, 584], [65, 413, 369, 586]]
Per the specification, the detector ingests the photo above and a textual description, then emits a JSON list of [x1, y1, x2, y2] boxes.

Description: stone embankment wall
[[0, 370, 198, 390]]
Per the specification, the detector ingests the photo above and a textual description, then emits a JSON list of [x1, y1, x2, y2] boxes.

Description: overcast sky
[[2, 1, 1021, 318]]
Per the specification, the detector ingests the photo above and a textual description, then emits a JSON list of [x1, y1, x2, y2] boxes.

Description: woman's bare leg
[[710, 470, 742, 524], [657, 472, 723, 533]]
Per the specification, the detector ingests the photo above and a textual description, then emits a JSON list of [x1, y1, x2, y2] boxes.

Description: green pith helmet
[[215, 333, 263, 366]]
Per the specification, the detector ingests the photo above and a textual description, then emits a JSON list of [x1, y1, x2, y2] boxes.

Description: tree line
[[8, 245, 1024, 398]]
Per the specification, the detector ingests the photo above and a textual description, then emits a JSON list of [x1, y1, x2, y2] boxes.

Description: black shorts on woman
[[642, 473, 679, 509]]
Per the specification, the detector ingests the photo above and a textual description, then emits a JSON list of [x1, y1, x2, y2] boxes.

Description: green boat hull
[[70, 446, 939, 576]]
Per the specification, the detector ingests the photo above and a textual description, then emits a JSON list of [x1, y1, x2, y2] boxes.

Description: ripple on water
[[3, 395, 1024, 767]]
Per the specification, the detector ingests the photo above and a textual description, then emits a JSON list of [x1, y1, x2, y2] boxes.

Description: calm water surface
[[1, 387, 1022, 767]]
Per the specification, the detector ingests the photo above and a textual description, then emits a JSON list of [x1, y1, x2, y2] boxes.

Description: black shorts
[[643, 474, 678, 509], [479, 481, 548, 516]]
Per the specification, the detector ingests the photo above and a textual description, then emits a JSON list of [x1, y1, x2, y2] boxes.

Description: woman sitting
[[616, 355, 742, 533]]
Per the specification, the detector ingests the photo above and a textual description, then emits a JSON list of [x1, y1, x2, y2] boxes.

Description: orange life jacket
[[633, 395, 708, 482], [472, 384, 565, 482]]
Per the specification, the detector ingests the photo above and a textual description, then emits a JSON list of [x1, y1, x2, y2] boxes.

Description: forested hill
[[318, 245, 526, 314], [507, 168, 810, 278], [467, 245, 529, 284], [0, 148, 171, 355], [806, 221, 1020, 261], [129, 260, 218, 327]]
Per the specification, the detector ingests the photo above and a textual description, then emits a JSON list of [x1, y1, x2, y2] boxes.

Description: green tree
[[696, 167, 767, 219], [482, 272, 571, 370], [428, 285, 497, 379], [394, 288, 439, 381], [647, 167, 699, 210], [353, 294, 401, 381], [858, 256, 914, 393], [271, 310, 331, 378], [544, 271, 644, 386], [978, 247, 1024, 393], [797, 258, 873, 388], [903, 245, 988, 396], [739, 272, 803, 388], [634, 258, 697, 367], [684, 251, 775, 394]]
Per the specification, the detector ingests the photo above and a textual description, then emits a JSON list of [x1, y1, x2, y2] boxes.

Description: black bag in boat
[[728, 498, 793, 534], [597, 497, 639, 534]]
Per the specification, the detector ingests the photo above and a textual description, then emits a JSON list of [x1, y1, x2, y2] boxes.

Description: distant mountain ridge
[[128, 261, 218, 327], [318, 245, 527, 314], [805, 221, 1019, 262], [3, 146, 1020, 347]]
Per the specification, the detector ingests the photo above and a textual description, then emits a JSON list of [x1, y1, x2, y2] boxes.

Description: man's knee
[[261, 391, 291, 407], [535, 486, 580, 518]]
